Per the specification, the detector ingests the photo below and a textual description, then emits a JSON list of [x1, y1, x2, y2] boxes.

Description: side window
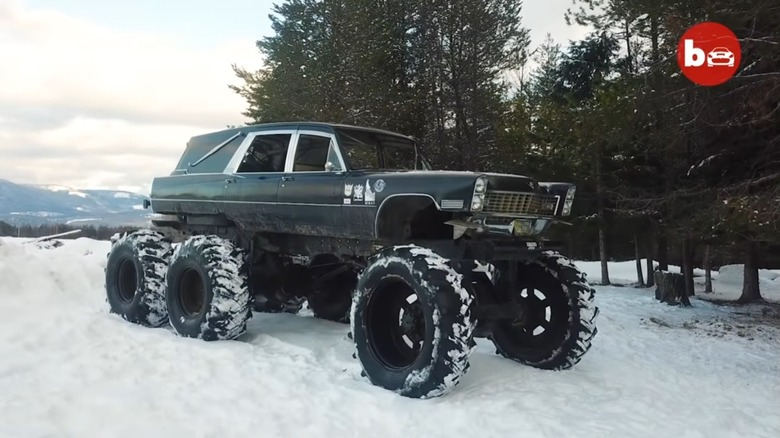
[[293, 134, 343, 172], [236, 134, 291, 173]]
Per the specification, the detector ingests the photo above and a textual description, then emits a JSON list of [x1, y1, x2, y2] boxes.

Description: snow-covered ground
[[1, 237, 778, 438]]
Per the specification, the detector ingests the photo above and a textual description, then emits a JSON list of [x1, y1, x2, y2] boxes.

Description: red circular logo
[[677, 22, 741, 86]]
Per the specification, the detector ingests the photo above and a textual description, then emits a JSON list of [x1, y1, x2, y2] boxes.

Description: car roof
[[192, 121, 415, 142]]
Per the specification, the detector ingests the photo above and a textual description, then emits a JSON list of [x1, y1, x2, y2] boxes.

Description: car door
[[222, 130, 295, 232], [275, 130, 347, 236]]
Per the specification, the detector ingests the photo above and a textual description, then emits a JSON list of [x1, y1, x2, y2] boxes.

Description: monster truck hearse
[[105, 122, 598, 398]]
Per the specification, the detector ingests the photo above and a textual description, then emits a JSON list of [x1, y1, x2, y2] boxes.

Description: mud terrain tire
[[351, 245, 476, 398], [105, 229, 172, 327], [166, 235, 250, 341], [490, 250, 598, 369]]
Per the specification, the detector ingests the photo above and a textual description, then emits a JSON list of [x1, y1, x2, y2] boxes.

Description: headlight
[[471, 176, 487, 211], [561, 186, 576, 216], [474, 176, 487, 193], [471, 193, 485, 211]]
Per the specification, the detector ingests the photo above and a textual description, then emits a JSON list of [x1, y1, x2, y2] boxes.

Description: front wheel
[[489, 251, 598, 370], [351, 245, 476, 399]]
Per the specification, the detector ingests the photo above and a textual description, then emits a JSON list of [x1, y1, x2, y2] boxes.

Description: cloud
[[524, 1, 591, 48], [0, 116, 211, 194], [0, 0, 263, 192], [0, 0, 588, 193], [500, 2, 591, 89]]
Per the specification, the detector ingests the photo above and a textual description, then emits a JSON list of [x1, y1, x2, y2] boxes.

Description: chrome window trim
[[223, 129, 297, 175], [286, 129, 347, 173]]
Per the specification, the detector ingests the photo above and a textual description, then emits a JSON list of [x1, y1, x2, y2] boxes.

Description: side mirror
[[325, 161, 344, 173]]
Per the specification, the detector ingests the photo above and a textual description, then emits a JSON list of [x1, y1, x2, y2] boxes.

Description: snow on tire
[[166, 235, 250, 341], [105, 229, 173, 327], [490, 250, 598, 370], [350, 245, 476, 399]]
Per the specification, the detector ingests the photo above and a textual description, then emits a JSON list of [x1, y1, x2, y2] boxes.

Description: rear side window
[[237, 134, 291, 173]]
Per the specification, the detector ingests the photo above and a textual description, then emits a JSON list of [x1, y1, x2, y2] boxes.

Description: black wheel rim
[[116, 258, 137, 303], [365, 278, 426, 369], [503, 284, 568, 347], [178, 268, 206, 317]]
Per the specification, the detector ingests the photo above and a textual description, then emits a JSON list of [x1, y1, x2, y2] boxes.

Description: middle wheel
[[351, 245, 476, 398], [166, 235, 251, 341], [307, 267, 357, 323]]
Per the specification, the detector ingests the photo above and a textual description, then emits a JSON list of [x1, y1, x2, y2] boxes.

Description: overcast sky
[[0, 0, 588, 194]]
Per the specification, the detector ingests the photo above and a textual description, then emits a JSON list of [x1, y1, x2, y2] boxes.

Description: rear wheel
[[104, 230, 172, 327], [490, 251, 598, 369], [166, 235, 251, 341], [351, 245, 476, 398]]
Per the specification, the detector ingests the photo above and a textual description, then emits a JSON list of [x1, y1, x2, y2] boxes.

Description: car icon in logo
[[707, 47, 735, 67]]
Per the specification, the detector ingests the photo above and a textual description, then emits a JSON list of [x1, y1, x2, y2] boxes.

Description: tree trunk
[[650, 14, 659, 64], [657, 232, 668, 271], [738, 241, 762, 303], [655, 271, 686, 304], [624, 17, 633, 73], [645, 235, 655, 287], [635, 235, 644, 285], [680, 236, 693, 306], [598, 225, 610, 285], [595, 144, 610, 285], [703, 244, 713, 293]]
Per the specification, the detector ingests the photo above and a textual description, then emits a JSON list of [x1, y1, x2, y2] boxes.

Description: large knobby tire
[[166, 235, 251, 341], [105, 229, 172, 327], [490, 250, 598, 370], [351, 245, 476, 399]]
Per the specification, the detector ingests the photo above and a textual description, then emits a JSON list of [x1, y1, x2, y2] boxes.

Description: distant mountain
[[0, 179, 154, 226]]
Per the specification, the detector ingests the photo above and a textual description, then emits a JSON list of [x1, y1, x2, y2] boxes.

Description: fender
[[374, 193, 441, 239]]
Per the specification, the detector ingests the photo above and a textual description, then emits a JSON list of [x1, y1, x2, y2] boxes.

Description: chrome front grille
[[483, 191, 559, 216]]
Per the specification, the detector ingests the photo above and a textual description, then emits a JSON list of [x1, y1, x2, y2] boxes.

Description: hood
[[480, 172, 538, 193]]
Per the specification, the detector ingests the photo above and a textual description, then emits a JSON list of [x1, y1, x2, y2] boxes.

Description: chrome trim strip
[[441, 199, 465, 209], [150, 198, 373, 207]]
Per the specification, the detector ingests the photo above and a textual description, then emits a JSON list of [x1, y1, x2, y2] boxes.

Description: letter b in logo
[[683, 39, 705, 67]]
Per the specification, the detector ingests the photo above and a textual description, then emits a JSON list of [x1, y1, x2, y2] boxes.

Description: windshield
[[336, 128, 431, 171]]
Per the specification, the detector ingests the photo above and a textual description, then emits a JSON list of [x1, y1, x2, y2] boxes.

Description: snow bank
[[575, 259, 780, 303], [0, 237, 779, 438], [717, 264, 780, 285]]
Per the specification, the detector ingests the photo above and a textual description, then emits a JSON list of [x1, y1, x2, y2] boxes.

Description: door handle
[[281, 176, 294, 182], [225, 178, 236, 184]]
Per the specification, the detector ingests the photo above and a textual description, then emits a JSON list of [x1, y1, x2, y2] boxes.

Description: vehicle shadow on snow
[[238, 312, 356, 359], [235, 311, 583, 398]]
